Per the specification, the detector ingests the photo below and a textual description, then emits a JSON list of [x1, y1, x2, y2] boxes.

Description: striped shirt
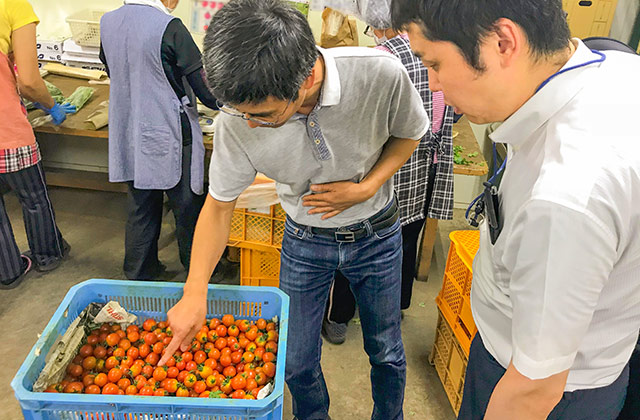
[[378, 34, 455, 224]]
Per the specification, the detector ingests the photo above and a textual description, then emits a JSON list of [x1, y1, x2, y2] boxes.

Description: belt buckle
[[335, 230, 355, 243]]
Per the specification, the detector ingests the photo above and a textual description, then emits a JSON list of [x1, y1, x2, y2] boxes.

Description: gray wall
[[610, 0, 640, 43]]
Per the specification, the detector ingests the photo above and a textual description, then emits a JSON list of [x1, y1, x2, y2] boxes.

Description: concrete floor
[[0, 186, 472, 420]]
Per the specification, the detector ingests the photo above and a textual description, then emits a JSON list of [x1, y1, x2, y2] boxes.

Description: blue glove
[[32, 102, 77, 125]]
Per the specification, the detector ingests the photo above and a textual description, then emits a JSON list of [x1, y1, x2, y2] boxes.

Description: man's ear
[[492, 18, 522, 68], [302, 67, 316, 89]]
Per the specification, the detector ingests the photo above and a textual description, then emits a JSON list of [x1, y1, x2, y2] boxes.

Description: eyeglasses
[[364, 25, 374, 38], [216, 98, 294, 126]]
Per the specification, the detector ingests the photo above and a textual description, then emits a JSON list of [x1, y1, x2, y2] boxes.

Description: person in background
[[322, 13, 455, 344], [158, 1, 431, 418], [99, 0, 218, 280], [0, 0, 72, 289], [392, 0, 640, 419]]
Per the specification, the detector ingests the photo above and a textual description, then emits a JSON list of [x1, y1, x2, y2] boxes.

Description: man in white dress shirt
[[391, 0, 640, 419]]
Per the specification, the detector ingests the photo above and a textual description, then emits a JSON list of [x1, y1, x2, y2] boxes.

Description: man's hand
[[158, 290, 207, 366], [484, 362, 568, 420], [302, 181, 374, 219]]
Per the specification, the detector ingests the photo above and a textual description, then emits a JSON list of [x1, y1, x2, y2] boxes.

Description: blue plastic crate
[[11, 279, 289, 420]]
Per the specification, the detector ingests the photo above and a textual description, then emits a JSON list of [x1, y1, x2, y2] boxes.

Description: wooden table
[[27, 75, 126, 192], [417, 116, 488, 281]]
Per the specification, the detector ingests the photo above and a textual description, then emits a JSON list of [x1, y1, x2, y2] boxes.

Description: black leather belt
[[308, 200, 399, 243]]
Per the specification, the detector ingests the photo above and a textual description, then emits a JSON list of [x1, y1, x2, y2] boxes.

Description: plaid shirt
[[0, 143, 41, 173], [381, 35, 455, 224]]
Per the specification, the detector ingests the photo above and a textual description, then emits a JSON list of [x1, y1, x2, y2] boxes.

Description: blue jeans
[[279, 209, 406, 420]]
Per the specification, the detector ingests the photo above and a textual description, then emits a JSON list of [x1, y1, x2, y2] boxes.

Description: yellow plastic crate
[[436, 230, 480, 356], [431, 309, 468, 416], [229, 204, 286, 249], [240, 247, 281, 287]]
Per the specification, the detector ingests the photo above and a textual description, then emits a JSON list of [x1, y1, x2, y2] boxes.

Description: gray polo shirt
[[208, 46, 430, 228]]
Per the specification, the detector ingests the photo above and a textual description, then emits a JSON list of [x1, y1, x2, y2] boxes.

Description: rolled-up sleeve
[[208, 116, 257, 202], [503, 199, 617, 379]]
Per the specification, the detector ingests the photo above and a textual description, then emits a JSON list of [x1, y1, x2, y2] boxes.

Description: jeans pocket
[[140, 124, 171, 156], [284, 219, 306, 240], [374, 218, 401, 240]]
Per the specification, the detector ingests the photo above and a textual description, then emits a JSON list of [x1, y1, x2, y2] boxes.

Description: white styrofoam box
[[63, 60, 106, 72], [36, 38, 67, 53], [63, 39, 100, 58], [61, 51, 102, 65], [37, 52, 63, 62]]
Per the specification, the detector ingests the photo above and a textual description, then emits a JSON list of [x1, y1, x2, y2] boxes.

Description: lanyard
[[465, 50, 607, 237]]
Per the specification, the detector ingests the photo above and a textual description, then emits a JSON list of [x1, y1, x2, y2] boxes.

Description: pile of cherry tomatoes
[[45, 315, 279, 400]]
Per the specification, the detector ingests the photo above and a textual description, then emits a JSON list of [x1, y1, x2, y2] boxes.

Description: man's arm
[[158, 195, 236, 365], [12, 23, 54, 108], [301, 136, 418, 219], [485, 362, 568, 420]]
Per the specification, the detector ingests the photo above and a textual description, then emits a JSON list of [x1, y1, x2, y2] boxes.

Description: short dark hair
[[391, 0, 571, 71], [203, 0, 318, 105]]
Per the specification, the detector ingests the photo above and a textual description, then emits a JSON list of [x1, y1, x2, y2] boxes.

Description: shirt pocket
[[140, 123, 171, 156]]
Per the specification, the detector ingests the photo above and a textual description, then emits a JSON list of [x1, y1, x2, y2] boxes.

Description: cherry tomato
[[183, 374, 197, 388], [230, 351, 243, 365], [152, 342, 164, 354], [216, 325, 227, 338], [79, 344, 94, 358], [221, 315, 235, 327], [105, 356, 119, 370], [83, 356, 97, 370], [231, 389, 246, 399], [176, 387, 190, 397], [263, 362, 276, 378], [214, 338, 227, 351], [102, 383, 119, 395], [209, 318, 221, 330], [64, 382, 84, 394], [193, 350, 207, 365], [138, 386, 154, 396], [193, 380, 207, 394], [222, 366, 237, 378], [265, 341, 278, 354], [237, 320, 251, 333], [127, 331, 140, 343], [263, 352, 276, 364], [231, 375, 246, 390], [107, 367, 123, 383], [125, 384, 138, 395], [86, 335, 99, 346], [93, 346, 107, 360], [241, 352, 255, 364], [117, 378, 131, 390], [143, 319, 157, 332], [145, 352, 160, 366], [106, 333, 121, 347], [181, 352, 193, 363], [94, 373, 108, 387], [227, 325, 240, 337], [85, 384, 101, 394], [153, 366, 168, 381], [164, 378, 178, 393], [143, 332, 158, 345]]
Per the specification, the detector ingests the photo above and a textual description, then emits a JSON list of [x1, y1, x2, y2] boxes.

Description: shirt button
[[315, 139, 321, 144], [309, 122, 316, 127]]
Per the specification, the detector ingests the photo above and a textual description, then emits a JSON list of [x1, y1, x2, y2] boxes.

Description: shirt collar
[[316, 46, 341, 107], [490, 39, 603, 147], [123, 0, 172, 15]]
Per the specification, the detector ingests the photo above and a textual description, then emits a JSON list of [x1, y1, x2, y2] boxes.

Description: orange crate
[[436, 230, 480, 356], [430, 309, 468, 416], [229, 204, 286, 249], [240, 247, 281, 287]]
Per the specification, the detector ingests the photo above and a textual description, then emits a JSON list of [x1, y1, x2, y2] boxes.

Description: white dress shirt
[[471, 39, 640, 392]]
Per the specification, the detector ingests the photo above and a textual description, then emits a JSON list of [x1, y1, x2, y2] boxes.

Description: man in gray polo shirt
[[159, 1, 429, 419]]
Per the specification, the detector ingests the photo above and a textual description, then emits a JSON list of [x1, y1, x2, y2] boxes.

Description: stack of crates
[[228, 204, 286, 287], [431, 230, 480, 415]]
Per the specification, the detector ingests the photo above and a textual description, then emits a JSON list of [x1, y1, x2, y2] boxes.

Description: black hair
[[203, 0, 319, 104], [391, 0, 571, 71]]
